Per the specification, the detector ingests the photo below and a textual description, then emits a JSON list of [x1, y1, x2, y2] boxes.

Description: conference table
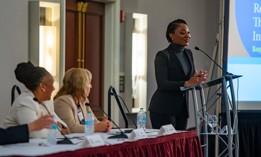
[[0, 129, 202, 157]]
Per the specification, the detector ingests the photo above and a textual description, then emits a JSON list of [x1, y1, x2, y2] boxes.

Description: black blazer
[[149, 44, 195, 116], [0, 124, 29, 145]]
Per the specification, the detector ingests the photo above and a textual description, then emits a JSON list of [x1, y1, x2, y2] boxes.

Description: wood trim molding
[[76, 2, 88, 68]]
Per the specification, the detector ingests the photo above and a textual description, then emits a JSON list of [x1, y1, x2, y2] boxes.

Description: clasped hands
[[185, 70, 208, 87], [95, 118, 112, 132], [59, 116, 112, 133]]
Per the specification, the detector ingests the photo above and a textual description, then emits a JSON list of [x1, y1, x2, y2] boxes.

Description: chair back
[[11, 85, 21, 105]]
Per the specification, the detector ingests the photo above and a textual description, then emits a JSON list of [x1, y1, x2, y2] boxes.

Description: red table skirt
[[41, 130, 203, 157]]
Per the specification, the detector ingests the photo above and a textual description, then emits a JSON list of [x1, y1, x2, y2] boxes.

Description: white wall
[[121, 0, 219, 128], [0, 0, 29, 127]]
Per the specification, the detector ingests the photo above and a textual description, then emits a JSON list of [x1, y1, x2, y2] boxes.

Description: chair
[[11, 85, 21, 105]]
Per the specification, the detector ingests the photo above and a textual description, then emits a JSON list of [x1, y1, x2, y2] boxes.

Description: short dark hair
[[166, 19, 187, 43]]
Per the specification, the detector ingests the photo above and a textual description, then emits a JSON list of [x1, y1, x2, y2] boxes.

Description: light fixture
[[40, 25, 57, 76], [29, 0, 65, 98], [124, 13, 148, 112]]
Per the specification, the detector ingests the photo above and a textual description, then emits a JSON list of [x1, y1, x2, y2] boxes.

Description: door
[[66, 0, 104, 117]]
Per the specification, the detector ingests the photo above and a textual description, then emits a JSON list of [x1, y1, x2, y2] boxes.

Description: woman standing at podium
[[149, 19, 207, 130]]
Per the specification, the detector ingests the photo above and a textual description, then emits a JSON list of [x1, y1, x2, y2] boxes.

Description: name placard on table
[[157, 124, 177, 136], [81, 134, 105, 147], [129, 128, 147, 141]]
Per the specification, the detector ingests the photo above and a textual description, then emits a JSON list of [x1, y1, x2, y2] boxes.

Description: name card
[[129, 128, 147, 141], [81, 134, 105, 148], [157, 124, 177, 136]]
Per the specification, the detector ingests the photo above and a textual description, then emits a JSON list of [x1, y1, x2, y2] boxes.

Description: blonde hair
[[54, 68, 92, 100]]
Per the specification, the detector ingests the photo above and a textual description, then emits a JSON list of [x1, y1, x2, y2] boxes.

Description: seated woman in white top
[[4, 62, 70, 138]]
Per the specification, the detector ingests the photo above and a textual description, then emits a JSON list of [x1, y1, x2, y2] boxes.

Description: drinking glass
[[207, 115, 218, 134]]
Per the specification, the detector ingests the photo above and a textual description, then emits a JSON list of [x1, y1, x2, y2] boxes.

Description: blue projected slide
[[236, 0, 261, 57], [227, 0, 261, 105]]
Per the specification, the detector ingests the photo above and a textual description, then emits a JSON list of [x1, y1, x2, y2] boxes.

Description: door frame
[[103, 0, 121, 123]]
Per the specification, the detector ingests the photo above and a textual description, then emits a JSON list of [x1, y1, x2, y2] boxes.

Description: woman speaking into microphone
[[149, 19, 207, 130]]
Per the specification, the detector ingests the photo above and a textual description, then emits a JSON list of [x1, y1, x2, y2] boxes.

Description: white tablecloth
[[0, 129, 160, 156]]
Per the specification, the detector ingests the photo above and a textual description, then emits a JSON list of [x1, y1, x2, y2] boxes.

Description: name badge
[[77, 110, 84, 122], [81, 135, 105, 148], [129, 128, 147, 141], [157, 124, 177, 136]]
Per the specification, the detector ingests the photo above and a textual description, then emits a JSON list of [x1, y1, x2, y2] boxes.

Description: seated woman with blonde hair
[[53, 68, 112, 133]]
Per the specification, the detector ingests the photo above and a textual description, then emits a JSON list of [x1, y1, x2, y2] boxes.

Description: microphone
[[110, 92, 137, 129], [194, 46, 233, 75], [33, 98, 73, 144], [85, 102, 129, 139], [108, 86, 137, 129]]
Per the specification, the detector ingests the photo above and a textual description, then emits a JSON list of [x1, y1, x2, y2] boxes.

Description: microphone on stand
[[110, 92, 137, 129], [85, 102, 128, 139], [194, 46, 233, 76], [108, 86, 137, 129], [33, 98, 73, 144]]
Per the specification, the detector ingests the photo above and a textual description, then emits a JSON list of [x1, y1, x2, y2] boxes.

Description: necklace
[[33, 97, 51, 115]]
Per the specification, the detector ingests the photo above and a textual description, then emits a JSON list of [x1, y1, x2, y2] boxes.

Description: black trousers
[[150, 106, 188, 130]]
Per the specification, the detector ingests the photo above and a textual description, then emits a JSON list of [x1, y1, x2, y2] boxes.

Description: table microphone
[[194, 46, 233, 75], [109, 87, 137, 129], [33, 98, 73, 144], [85, 102, 128, 139]]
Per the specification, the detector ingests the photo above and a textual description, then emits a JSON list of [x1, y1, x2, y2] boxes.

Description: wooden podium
[[181, 75, 241, 157]]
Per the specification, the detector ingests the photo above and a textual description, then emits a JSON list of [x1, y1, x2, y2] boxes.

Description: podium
[[181, 75, 241, 157]]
